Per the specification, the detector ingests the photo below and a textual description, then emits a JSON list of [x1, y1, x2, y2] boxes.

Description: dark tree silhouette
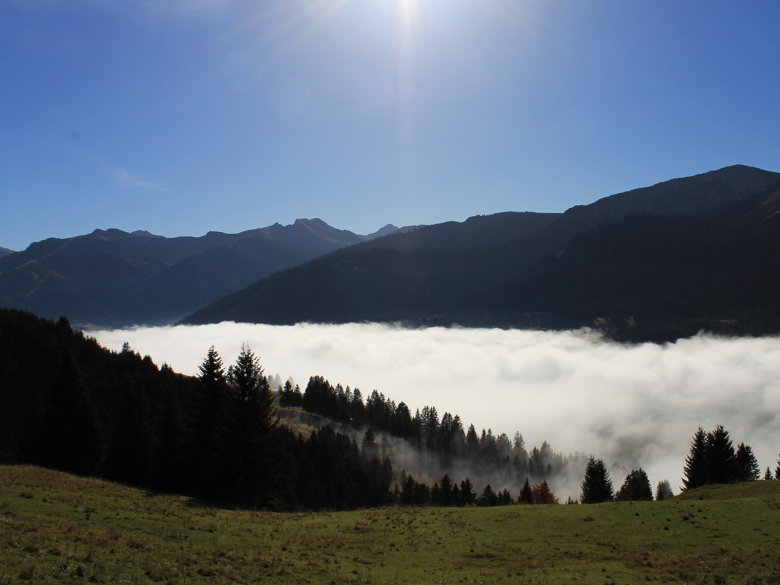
[[735, 443, 760, 482], [764, 467, 773, 481], [478, 484, 498, 507], [38, 351, 103, 475], [519, 477, 533, 504], [776, 454, 780, 480], [705, 425, 737, 484], [222, 344, 278, 507], [459, 478, 476, 506], [682, 427, 707, 490], [580, 457, 613, 503], [196, 346, 230, 495], [616, 468, 653, 501]]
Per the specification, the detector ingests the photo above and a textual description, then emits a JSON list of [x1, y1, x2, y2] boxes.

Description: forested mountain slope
[[185, 165, 780, 340]]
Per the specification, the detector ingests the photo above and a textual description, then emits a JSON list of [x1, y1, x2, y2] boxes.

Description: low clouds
[[91, 323, 780, 491]]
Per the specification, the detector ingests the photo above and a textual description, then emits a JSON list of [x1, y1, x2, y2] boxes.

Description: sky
[[2, 0, 780, 251], [92, 323, 780, 498]]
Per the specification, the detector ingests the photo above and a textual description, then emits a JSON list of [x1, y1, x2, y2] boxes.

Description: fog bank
[[91, 323, 780, 493]]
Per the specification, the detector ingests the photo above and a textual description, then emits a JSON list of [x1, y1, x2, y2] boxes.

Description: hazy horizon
[[91, 322, 780, 497]]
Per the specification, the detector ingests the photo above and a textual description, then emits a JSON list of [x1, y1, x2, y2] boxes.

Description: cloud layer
[[91, 323, 780, 492]]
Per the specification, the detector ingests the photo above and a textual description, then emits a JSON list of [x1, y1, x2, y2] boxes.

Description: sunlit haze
[[2, 1, 779, 250]]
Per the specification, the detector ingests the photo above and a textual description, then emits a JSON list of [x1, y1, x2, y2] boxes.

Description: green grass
[[2, 465, 779, 585]]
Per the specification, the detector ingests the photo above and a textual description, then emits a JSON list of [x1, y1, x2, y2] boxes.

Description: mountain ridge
[[0, 219, 397, 327], [183, 165, 780, 341]]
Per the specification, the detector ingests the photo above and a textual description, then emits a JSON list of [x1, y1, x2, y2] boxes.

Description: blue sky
[[2, 0, 779, 250]]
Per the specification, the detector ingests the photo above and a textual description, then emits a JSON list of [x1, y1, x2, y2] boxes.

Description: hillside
[[0, 219, 396, 327], [0, 247, 13, 258], [184, 165, 780, 340], [2, 465, 779, 585]]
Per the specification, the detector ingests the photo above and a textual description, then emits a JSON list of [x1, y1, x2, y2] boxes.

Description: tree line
[[2, 308, 777, 510], [280, 374, 584, 494], [0, 309, 391, 509]]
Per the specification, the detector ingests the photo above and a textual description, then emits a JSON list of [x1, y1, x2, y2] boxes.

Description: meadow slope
[[1, 465, 779, 585]]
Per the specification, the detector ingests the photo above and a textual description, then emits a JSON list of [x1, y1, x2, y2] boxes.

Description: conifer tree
[[223, 344, 278, 507], [705, 425, 737, 484], [735, 443, 760, 482], [580, 457, 613, 503], [682, 427, 707, 490], [459, 478, 476, 506], [478, 484, 497, 507], [196, 346, 231, 495], [776, 454, 780, 480], [519, 477, 534, 504], [655, 480, 673, 501], [616, 468, 653, 501], [764, 467, 773, 481]]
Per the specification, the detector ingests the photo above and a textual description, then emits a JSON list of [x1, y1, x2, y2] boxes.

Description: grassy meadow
[[1, 465, 779, 585]]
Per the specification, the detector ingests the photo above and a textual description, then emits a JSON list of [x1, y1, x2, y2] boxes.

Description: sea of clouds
[[91, 323, 780, 494]]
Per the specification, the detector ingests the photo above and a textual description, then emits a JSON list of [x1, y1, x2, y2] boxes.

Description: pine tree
[[195, 346, 231, 497], [459, 478, 476, 506], [764, 467, 773, 481], [776, 454, 780, 480], [223, 344, 278, 507], [682, 427, 707, 490], [616, 468, 653, 501], [735, 443, 760, 482], [580, 457, 613, 503], [705, 425, 737, 484], [478, 484, 498, 507], [519, 477, 534, 504], [655, 480, 674, 501]]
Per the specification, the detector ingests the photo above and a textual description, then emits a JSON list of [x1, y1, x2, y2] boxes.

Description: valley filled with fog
[[92, 323, 780, 496]]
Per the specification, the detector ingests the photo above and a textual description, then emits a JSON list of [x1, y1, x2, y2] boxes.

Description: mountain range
[[0, 219, 397, 327], [0, 247, 15, 258], [183, 165, 780, 341], [3, 164, 779, 340]]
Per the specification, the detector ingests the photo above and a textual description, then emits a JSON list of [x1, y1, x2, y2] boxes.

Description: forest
[[1, 308, 776, 510]]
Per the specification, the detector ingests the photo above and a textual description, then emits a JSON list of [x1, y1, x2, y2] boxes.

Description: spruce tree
[[616, 468, 653, 501], [223, 344, 278, 507], [196, 346, 231, 497], [735, 443, 760, 482], [682, 427, 707, 490], [764, 467, 773, 481], [580, 457, 613, 503], [459, 478, 476, 506], [705, 425, 737, 484], [519, 477, 534, 504], [776, 454, 780, 480]]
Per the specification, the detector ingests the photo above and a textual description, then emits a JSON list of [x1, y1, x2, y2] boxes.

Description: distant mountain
[[460, 182, 780, 340], [0, 247, 14, 258], [184, 165, 780, 340], [0, 219, 396, 327]]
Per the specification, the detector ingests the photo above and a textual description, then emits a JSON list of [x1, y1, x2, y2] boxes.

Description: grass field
[[1, 465, 779, 585]]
